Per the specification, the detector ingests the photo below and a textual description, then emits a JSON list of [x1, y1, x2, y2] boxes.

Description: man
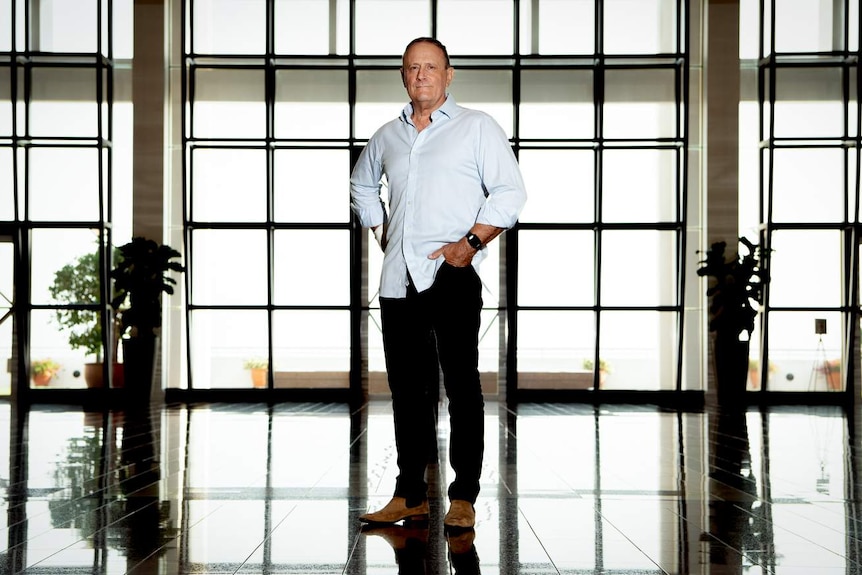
[[350, 37, 527, 529]]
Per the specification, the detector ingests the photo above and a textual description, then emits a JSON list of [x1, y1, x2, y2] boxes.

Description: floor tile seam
[[9, 491, 147, 572], [227, 502, 302, 575], [515, 505, 563, 575], [729, 502, 853, 561], [586, 508, 677, 575]]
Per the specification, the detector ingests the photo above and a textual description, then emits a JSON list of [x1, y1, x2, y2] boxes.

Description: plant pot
[[122, 336, 158, 405], [250, 368, 267, 388], [32, 373, 53, 387], [713, 334, 749, 401], [83, 362, 125, 388]]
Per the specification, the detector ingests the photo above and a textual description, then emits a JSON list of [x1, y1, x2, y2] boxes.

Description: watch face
[[466, 233, 482, 249]]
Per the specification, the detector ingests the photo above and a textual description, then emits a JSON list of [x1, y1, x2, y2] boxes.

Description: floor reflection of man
[[361, 523, 481, 574]]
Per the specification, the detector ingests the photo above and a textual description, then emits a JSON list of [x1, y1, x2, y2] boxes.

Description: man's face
[[401, 41, 454, 109]]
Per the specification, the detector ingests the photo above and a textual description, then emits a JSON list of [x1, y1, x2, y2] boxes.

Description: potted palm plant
[[697, 237, 768, 399], [110, 237, 184, 401]]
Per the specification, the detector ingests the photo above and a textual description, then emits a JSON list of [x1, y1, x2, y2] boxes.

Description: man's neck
[[410, 98, 445, 132]]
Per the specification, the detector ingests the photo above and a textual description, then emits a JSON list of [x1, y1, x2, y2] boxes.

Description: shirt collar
[[401, 93, 457, 125]]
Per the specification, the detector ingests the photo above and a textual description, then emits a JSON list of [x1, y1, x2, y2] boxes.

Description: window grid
[[181, 0, 691, 396], [3, 0, 116, 393], [757, 0, 860, 394]]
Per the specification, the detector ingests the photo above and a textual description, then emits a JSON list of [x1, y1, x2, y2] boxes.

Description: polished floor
[[1, 398, 860, 574]]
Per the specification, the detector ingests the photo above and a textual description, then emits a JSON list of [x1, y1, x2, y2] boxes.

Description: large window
[[0, 0, 132, 395], [745, 0, 859, 394], [181, 0, 696, 396]]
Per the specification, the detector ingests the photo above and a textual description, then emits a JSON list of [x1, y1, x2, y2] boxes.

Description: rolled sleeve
[[349, 145, 387, 228]]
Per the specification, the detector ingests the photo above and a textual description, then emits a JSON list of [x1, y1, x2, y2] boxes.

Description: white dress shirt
[[350, 95, 527, 298]]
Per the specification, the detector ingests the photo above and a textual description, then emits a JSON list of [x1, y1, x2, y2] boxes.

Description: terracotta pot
[[32, 372, 53, 387], [250, 368, 267, 388], [82, 362, 124, 388]]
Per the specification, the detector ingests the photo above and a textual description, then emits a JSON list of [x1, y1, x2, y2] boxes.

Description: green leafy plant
[[49, 247, 122, 361], [110, 237, 185, 339], [32, 358, 61, 377], [243, 358, 268, 370], [696, 237, 768, 341], [583, 358, 612, 374]]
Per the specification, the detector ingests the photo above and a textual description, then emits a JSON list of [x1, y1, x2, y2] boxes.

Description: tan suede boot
[[359, 497, 429, 524]]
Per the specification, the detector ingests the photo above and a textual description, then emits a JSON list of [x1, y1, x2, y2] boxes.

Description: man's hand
[[428, 238, 476, 267]]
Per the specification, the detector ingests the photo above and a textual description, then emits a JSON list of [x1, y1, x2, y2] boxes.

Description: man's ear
[[400, 68, 407, 88], [446, 67, 454, 87]]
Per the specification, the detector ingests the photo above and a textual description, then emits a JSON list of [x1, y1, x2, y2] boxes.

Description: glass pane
[[355, 70, 406, 139], [274, 0, 332, 55], [191, 229, 268, 305], [191, 148, 267, 222], [191, 0, 265, 55], [113, 0, 133, 59], [521, 0, 594, 55], [601, 230, 677, 307], [365, 308, 385, 390], [602, 149, 678, 222], [604, 68, 678, 140], [599, 310, 678, 390], [518, 150, 594, 223], [0, 240, 11, 395], [438, 0, 513, 55], [478, 309, 501, 389], [769, 230, 841, 307], [111, 102, 133, 241], [31, 228, 102, 306], [34, 0, 97, 53], [0, 0, 9, 51], [604, 0, 678, 54], [272, 310, 350, 381], [33, 229, 116, 385], [452, 70, 513, 138], [517, 310, 595, 375], [774, 68, 844, 139], [772, 148, 845, 223], [274, 69, 349, 139], [478, 240, 501, 309], [29, 148, 100, 222], [739, 0, 760, 59], [273, 230, 349, 306], [30, 308, 111, 389], [520, 70, 593, 139], [189, 310, 269, 388], [355, 0, 429, 55], [30, 68, 97, 137], [775, 0, 841, 53], [274, 149, 350, 223], [192, 69, 265, 139], [0, 148, 11, 221], [518, 230, 594, 306], [766, 311, 843, 392], [0, 68, 9, 136]]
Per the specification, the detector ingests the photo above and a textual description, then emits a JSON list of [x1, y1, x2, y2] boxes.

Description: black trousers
[[380, 262, 485, 504]]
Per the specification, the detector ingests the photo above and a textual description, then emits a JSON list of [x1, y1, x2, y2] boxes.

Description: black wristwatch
[[465, 232, 483, 250]]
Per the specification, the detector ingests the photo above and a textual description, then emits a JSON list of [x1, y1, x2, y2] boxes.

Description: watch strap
[[465, 232, 483, 250]]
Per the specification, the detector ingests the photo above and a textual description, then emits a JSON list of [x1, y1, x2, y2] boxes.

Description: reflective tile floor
[[1, 399, 861, 574]]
